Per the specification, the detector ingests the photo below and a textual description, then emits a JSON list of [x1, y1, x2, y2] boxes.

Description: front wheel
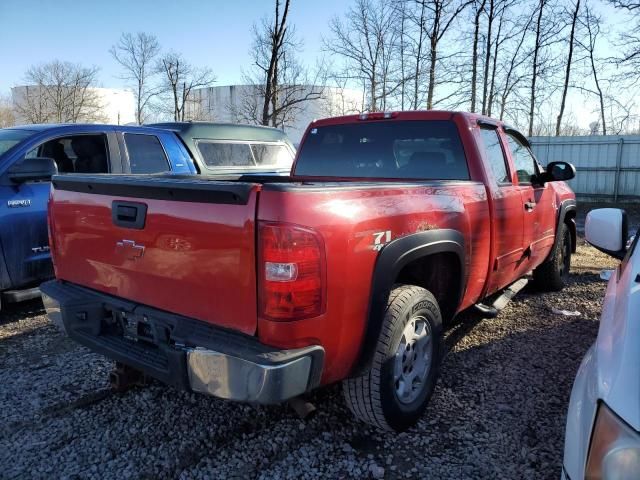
[[532, 223, 572, 291], [342, 285, 443, 432]]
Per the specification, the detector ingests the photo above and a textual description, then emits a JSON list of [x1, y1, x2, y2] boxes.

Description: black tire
[[342, 285, 443, 432], [532, 222, 572, 291]]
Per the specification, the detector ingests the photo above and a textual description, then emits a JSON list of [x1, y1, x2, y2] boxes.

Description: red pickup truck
[[41, 111, 576, 431]]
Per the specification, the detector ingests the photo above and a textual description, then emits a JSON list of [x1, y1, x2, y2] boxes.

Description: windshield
[[294, 120, 469, 180], [0, 129, 35, 157]]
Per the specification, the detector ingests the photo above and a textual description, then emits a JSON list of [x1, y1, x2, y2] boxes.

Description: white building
[[11, 86, 136, 125], [93, 88, 136, 125], [186, 85, 365, 144]]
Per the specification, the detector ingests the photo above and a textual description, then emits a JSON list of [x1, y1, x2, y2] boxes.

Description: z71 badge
[[7, 199, 31, 208], [372, 230, 392, 251]]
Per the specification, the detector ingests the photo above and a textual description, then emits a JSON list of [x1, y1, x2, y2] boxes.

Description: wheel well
[[564, 209, 577, 253], [395, 252, 462, 321]]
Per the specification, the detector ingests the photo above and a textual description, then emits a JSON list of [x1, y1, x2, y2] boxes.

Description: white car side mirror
[[585, 208, 628, 260]]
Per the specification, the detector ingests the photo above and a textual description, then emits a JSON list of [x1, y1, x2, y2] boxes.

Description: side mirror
[[8, 157, 58, 183], [537, 161, 576, 184], [585, 208, 628, 260]]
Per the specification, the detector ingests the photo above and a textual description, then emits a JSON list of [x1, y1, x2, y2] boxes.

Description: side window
[[479, 128, 510, 184], [250, 143, 294, 168], [27, 134, 109, 174], [506, 134, 536, 184], [125, 134, 170, 174], [25, 146, 40, 159], [197, 142, 255, 168]]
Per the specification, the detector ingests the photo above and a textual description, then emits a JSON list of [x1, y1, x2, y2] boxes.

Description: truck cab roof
[[149, 121, 290, 140], [7, 123, 175, 135]]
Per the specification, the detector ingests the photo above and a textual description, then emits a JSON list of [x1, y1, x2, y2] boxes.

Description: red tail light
[[258, 222, 326, 321]]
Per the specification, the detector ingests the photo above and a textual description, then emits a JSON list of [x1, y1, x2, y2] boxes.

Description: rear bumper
[[3, 286, 43, 303], [40, 280, 324, 404]]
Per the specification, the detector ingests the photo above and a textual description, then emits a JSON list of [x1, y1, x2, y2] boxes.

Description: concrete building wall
[[187, 85, 365, 144]]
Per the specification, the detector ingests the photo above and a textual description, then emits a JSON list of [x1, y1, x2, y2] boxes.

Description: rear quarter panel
[[257, 182, 490, 384]]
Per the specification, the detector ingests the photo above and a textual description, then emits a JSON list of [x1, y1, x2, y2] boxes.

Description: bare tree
[[528, 0, 547, 136], [526, 0, 563, 136], [423, 0, 472, 109], [259, 0, 288, 126], [0, 95, 15, 128], [609, 0, 640, 83], [402, 0, 429, 110], [481, 0, 497, 114], [230, 85, 263, 125], [13, 60, 106, 124], [157, 52, 216, 121], [486, 3, 515, 116], [555, 0, 581, 135], [394, 0, 410, 109], [496, 14, 532, 120], [470, 0, 487, 112], [110, 32, 161, 124], [325, 0, 399, 111], [319, 75, 366, 117], [577, 3, 606, 134], [244, 0, 324, 128]]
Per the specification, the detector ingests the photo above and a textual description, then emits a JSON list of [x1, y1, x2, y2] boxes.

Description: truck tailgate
[[49, 175, 260, 335]]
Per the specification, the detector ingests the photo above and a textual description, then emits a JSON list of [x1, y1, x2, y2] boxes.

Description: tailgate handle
[[112, 201, 147, 230]]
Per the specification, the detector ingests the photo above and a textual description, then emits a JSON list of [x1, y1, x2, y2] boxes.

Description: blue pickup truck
[[0, 122, 295, 311]]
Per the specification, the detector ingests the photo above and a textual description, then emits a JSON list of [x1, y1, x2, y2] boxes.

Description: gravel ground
[[0, 244, 619, 480]]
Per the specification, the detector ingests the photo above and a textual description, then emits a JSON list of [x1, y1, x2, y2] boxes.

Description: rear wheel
[[532, 223, 572, 291], [342, 285, 443, 431]]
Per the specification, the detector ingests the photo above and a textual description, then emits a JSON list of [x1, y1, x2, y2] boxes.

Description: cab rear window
[[294, 120, 469, 180]]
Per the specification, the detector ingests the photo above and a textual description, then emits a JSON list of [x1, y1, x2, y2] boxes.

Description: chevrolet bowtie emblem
[[116, 240, 145, 260]]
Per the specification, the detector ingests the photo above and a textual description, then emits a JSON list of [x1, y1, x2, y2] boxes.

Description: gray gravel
[[0, 244, 616, 480]]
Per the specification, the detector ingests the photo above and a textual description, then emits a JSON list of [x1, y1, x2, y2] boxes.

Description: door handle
[[112, 201, 147, 229], [524, 201, 536, 211]]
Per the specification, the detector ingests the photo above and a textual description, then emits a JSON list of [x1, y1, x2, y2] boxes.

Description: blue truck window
[[25, 135, 109, 173], [125, 134, 170, 174]]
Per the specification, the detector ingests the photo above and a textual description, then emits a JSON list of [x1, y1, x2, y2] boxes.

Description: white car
[[562, 208, 640, 480]]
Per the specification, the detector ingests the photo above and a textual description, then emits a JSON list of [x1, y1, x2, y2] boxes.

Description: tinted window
[[0, 129, 35, 156], [198, 142, 254, 168], [478, 128, 510, 184], [125, 134, 169, 174], [294, 120, 469, 180], [250, 144, 293, 168], [27, 134, 109, 173], [506, 134, 536, 184]]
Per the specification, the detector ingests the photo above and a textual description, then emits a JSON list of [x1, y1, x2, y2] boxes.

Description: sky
[[0, 0, 634, 132], [0, 0, 347, 94]]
